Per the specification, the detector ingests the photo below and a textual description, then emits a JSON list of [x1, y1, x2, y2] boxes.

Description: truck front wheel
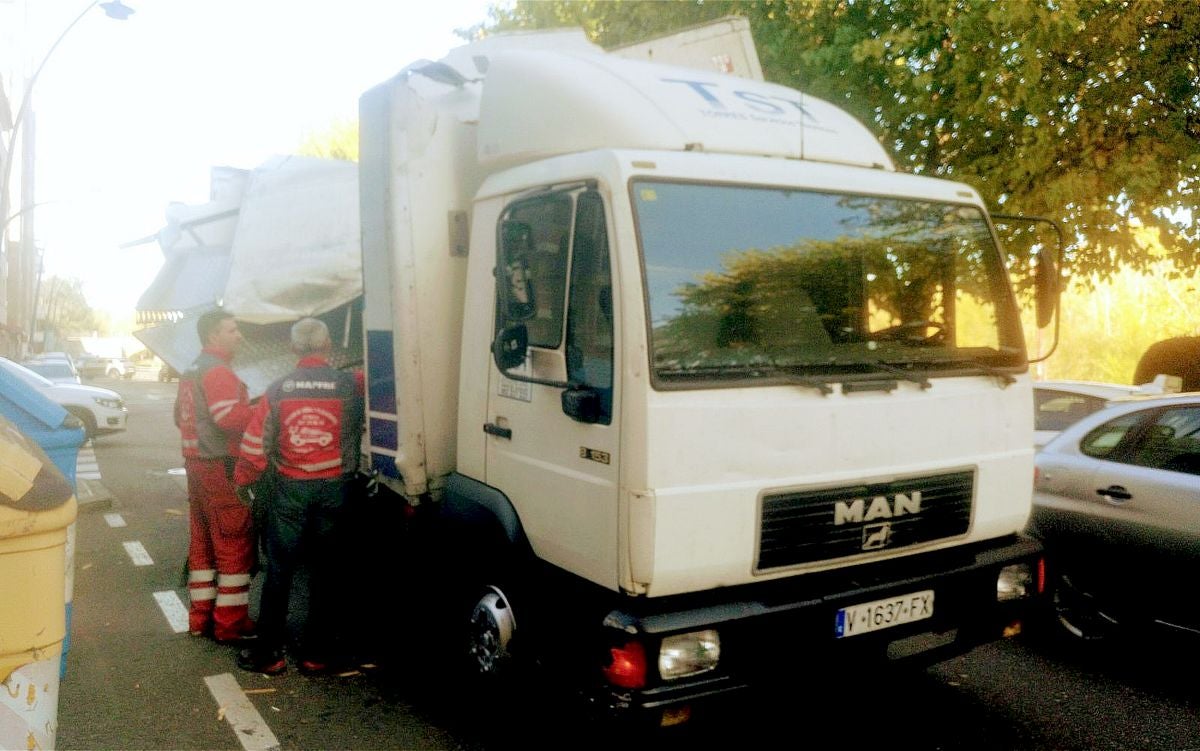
[[466, 585, 517, 678]]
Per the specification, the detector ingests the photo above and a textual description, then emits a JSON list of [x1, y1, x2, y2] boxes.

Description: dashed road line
[[104, 513, 126, 528], [204, 673, 281, 751], [152, 590, 190, 633], [122, 541, 154, 566]]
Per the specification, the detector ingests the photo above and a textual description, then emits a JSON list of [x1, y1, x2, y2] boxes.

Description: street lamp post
[[0, 0, 133, 353]]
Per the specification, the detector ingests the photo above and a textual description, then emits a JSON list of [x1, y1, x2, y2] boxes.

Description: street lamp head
[[99, 1, 135, 21]]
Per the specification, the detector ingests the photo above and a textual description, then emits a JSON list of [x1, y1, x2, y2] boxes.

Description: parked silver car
[[1030, 392, 1200, 642]]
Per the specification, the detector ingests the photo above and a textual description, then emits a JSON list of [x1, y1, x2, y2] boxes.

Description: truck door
[[485, 188, 619, 589]]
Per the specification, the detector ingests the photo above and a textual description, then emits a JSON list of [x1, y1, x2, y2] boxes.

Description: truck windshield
[[632, 180, 1025, 387]]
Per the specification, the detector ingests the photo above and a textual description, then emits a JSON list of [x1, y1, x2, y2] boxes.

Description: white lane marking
[[104, 513, 126, 528], [204, 673, 281, 751], [76, 442, 101, 480], [152, 590, 189, 633], [122, 541, 154, 566]]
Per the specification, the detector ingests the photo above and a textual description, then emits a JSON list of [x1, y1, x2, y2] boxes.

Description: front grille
[[757, 470, 974, 571]]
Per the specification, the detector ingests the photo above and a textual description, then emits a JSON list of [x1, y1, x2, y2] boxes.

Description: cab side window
[[566, 191, 614, 425], [497, 188, 616, 426], [501, 195, 572, 349]]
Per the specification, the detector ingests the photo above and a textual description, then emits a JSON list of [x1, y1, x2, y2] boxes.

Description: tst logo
[[661, 78, 820, 124]]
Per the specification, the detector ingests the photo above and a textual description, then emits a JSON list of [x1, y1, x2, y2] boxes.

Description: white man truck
[[357, 24, 1049, 726]]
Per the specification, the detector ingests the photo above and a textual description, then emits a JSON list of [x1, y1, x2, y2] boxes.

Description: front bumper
[[96, 407, 128, 433], [587, 535, 1044, 724]]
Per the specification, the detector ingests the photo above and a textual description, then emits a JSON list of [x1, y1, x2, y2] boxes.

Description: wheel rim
[[467, 588, 515, 675]]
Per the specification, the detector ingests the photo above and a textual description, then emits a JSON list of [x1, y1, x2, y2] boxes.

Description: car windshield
[[0, 358, 54, 388], [632, 181, 1025, 386], [1034, 390, 1111, 431]]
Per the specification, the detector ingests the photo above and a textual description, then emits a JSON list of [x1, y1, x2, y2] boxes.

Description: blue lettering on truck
[[661, 78, 818, 121]]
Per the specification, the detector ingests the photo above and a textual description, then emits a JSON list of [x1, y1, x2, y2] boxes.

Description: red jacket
[[175, 347, 254, 460], [235, 356, 364, 485]]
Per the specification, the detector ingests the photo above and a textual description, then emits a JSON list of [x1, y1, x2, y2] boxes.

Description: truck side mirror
[[498, 220, 537, 322], [492, 324, 528, 372], [1034, 251, 1058, 330], [561, 385, 602, 424]]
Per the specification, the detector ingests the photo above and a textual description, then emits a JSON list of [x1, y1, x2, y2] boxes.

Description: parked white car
[[22, 358, 82, 385], [0, 358, 127, 438], [1034, 376, 1182, 449], [77, 354, 136, 380]]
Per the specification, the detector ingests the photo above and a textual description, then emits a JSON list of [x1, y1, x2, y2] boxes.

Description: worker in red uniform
[[234, 317, 363, 675], [174, 308, 257, 643]]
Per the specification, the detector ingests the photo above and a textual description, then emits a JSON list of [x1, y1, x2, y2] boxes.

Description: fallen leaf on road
[[270, 706, 280, 712], [243, 688, 277, 695], [217, 707, 226, 722], [336, 670, 361, 678], [81, 563, 93, 570], [164, 508, 185, 516]]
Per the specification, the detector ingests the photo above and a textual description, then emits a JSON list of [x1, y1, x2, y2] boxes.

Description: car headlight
[[94, 397, 123, 410], [997, 563, 1036, 602], [658, 629, 720, 680]]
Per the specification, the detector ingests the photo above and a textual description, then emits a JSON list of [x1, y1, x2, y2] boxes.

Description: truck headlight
[[658, 629, 720, 680], [94, 397, 123, 410], [997, 563, 1035, 601]]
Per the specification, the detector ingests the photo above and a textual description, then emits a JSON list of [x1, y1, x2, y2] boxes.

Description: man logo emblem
[[282, 379, 295, 392], [862, 523, 892, 551]]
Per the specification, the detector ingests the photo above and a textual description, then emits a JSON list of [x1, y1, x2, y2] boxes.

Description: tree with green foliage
[[488, 0, 1200, 279], [36, 275, 101, 339], [298, 118, 358, 162]]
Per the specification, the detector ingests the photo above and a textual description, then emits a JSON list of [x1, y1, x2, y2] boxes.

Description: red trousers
[[185, 457, 256, 641]]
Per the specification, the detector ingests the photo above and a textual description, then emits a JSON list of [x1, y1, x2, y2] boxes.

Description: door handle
[[1096, 485, 1132, 502], [483, 422, 512, 440]]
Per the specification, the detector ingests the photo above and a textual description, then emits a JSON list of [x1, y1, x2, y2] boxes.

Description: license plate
[[835, 590, 934, 638]]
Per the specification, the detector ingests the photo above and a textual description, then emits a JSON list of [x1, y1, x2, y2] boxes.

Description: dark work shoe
[[237, 647, 286, 676]]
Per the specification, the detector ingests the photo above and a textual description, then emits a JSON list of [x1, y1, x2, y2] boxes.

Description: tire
[[66, 407, 97, 440], [464, 584, 518, 681], [1053, 571, 1120, 642]]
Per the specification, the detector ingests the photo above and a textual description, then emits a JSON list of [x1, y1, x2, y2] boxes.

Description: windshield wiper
[[866, 360, 932, 390], [924, 354, 1018, 387], [657, 364, 835, 395]]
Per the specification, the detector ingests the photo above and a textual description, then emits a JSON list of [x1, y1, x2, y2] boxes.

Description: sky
[[8, 0, 500, 321]]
